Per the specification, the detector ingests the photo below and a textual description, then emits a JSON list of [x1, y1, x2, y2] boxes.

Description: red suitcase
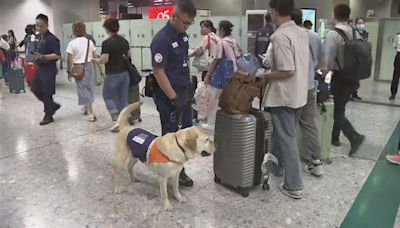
[[25, 62, 37, 86]]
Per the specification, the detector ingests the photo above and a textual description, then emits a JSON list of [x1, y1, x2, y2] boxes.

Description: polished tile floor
[[0, 74, 399, 228]]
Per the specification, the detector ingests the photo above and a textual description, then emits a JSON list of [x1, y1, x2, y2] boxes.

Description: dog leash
[[169, 99, 193, 128]]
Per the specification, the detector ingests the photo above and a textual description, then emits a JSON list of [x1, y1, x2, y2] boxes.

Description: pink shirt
[[196, 32, 221, 59], [220, 36, 240, 72]]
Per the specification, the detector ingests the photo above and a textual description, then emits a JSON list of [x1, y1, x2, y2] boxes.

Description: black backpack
[[333, 28, 372, 81]]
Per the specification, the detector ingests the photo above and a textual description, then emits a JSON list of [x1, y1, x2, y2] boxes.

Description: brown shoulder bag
[[70, 39, 90, 80]]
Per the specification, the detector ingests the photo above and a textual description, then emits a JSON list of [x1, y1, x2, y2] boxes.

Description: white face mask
[[356, 24, 365, 31]]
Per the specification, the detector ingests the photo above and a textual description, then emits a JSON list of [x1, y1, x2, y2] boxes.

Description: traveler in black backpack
[[324, 4, 365, 156]]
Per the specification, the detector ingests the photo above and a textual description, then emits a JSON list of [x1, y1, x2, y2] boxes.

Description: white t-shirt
[[66, 37, 96, 64]]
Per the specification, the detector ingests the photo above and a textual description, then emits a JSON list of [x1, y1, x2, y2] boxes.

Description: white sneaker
[[304, 159, 324, 177], [110, 123, 119, 133]]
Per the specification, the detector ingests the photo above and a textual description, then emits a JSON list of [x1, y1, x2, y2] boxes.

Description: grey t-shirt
[[307, 30, 325, 90]]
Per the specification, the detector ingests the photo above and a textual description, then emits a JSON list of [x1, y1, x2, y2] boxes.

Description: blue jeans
[[270, 106, 303, 191], [153, 87, 193, 135], [103, 71, 130, 114], [1, 63, 7, 81]]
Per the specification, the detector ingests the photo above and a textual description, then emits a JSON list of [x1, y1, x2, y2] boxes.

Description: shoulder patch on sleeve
[[154, 53, 163, 63]]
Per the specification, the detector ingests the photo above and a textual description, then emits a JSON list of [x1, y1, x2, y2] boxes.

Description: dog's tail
[[117, 102, 142, 128]]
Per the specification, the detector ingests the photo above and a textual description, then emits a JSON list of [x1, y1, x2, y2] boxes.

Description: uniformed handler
[[31, 14, 61, 125], [255, 13, 274, 66], [150, 0, 196, 187]]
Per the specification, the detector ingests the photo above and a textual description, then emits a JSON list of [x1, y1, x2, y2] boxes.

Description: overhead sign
[[148, 6, 174, 19]]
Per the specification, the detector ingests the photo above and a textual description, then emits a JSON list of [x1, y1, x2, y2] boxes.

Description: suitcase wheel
[[325, 158, 333, 164], [138, 118, 142, 123], [237, 187, 250, 198], [262, 182, 270, 191], [214, 175, 221, 184]]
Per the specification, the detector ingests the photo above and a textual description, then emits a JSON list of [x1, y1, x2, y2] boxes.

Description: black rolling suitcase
[[191, 75, 199, 122]]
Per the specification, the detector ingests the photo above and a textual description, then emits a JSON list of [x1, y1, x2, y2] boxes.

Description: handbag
[[124, 54, 142, 87], [70, 39, 90, 80], [192, 35, 211, 72], [236, 52, 259, 75], [210, 48, 234, 89], [234, 43, 259, 75], [143, 73, 158, 97]]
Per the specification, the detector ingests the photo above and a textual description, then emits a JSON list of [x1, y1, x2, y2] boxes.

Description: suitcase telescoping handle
[[259, 86, 264, 111]]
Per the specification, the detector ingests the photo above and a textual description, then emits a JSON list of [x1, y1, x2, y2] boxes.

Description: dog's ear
[[183, 129, 198, 152], [157, 133, 186, 163]]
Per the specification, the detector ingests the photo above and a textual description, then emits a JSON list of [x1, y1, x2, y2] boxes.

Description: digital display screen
[[248, 14, 265, 31], [302, 8, 317, 32], [148, 6, 174, 19]]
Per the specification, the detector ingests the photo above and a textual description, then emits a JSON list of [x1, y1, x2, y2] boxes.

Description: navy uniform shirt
[[151, 21, 190, 90], [35, 31, 61, 95], [255, 24, 274, 57]]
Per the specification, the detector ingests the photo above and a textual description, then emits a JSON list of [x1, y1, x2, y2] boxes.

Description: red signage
[[148, 6, 174, 19]]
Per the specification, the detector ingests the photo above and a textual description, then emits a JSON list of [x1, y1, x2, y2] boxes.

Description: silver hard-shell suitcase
[[8, 68, 25, 93], [213, 110, 273, 197]]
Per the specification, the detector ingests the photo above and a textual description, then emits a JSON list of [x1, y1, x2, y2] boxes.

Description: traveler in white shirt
[[390, 33, 400, 100], [66, 22, 97, 122], [261, 0, 309, 199]]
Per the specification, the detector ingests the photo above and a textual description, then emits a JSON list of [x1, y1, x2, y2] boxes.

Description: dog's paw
[[175, 194, 187, 203], [163, 202, 173, 211]]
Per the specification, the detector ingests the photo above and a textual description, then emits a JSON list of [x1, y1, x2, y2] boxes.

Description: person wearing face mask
[[351, 17, 369, 100], [150, 0, 197, 188], [354, 17, 368, 41], [324, 4, 365, 155], [94, 18, 130, 132]]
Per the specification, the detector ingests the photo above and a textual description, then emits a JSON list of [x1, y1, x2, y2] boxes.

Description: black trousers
[[31, 78, 58, 115], [331, 73, 360, 142], [391, 52, 400, 96]]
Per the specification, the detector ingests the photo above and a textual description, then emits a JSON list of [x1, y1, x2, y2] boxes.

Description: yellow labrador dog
[[112, 102, 216, 211]]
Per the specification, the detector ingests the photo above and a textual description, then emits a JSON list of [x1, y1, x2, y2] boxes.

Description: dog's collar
[[175, 135, 186, 154]]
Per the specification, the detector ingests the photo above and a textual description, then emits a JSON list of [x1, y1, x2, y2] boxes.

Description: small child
[[386, 151, 400, 165]]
